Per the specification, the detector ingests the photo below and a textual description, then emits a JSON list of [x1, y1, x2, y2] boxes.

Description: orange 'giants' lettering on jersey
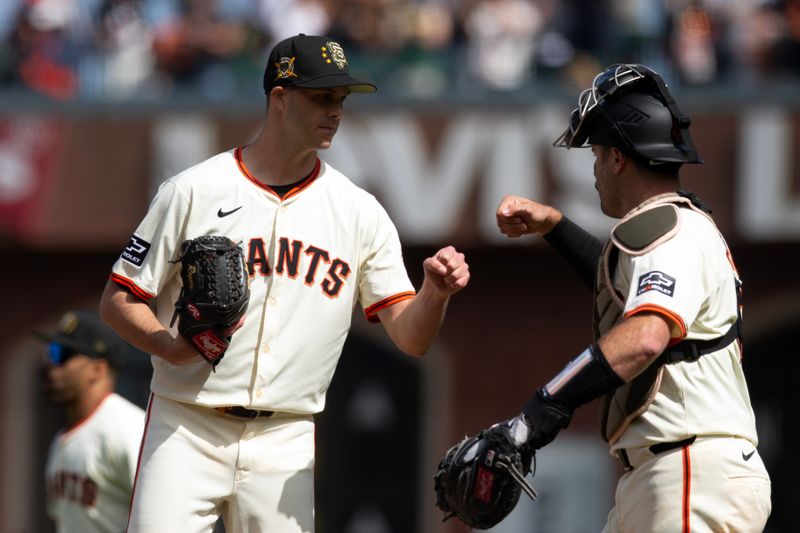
[[247, 237, 350, 298], [47, 470, 98, 507]]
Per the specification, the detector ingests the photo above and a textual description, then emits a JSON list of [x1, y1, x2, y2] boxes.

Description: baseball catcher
[[170, 236, 249, 368], [434, 422, 538, 529]]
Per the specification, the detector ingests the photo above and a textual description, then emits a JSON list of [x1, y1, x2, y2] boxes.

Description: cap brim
[[32, 331, 92, 355], [294, 73, 377, 94]]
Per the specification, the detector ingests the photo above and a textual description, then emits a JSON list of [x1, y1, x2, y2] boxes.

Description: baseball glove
[[434, 423, 537, 530], [170, 236, 249, 368]]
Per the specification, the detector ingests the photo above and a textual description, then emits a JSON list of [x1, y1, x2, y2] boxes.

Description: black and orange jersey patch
[[120, 235, 151, 267]]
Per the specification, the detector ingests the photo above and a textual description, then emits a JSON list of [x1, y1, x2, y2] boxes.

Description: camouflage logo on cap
[[322, 42, 347, 70], [275, 56, 298, 81], [59, 311, 79, 335]]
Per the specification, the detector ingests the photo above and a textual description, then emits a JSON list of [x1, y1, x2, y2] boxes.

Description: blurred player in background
[[37, 310, 145, 533]]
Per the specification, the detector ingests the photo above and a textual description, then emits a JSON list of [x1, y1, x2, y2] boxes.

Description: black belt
[[215, 406, 275, 419], [618, 436, 697, 470], [649, 435, 696, 454]]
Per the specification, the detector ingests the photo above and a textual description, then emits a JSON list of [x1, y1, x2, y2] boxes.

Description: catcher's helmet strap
[[643, 75, 702, 162]]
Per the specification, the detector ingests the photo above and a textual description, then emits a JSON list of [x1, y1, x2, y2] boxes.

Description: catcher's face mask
[[553, 63, 702, 165], [554, 64, 658, 149]]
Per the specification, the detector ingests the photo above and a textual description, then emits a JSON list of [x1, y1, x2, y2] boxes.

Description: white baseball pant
[[127, 395, 315, 533], [603, 436, 771, 533]]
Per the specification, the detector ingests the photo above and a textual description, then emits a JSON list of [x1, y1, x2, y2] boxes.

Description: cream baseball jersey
[[610, 207, 758, 452], [46, 393, 145, 533], [110, 148, 415, 413]]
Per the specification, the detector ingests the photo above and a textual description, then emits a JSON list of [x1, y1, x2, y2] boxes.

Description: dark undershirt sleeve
[[543, 216, 604, 291]]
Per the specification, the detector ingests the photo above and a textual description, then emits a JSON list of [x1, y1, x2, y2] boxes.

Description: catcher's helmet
[[554, 64, 702, 168]]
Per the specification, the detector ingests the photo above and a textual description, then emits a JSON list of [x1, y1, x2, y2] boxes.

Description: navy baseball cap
[[33, 310, 127, 368], [263, 34, 377, 94]]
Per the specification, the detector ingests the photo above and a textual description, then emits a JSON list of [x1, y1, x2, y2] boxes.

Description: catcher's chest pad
[[595, 193, 708, 443]]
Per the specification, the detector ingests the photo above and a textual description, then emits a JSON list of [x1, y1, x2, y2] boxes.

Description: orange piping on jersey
[[127, 394, 154, 531], [725, 248, 739, 275], [234, 146, 321, 199], [61, 392, 112, 437], [624, 304, 687, 341], [283, 158, 321, 200], [110, 273, 154, 301], [235, 146, 280, 198], [682, 445, 692, 533], [364, 291, 416, 323]]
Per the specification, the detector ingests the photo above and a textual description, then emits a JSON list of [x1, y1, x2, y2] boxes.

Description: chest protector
[[595, 192, 741, 444]]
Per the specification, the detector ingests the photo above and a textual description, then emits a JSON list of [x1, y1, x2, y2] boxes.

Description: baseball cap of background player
[[263, 34, 377, 94], [33, 310, 127, 368]]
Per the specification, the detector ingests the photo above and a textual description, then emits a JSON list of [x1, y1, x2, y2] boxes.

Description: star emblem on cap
[[324, 41, 348, 69], [321, 46, 332, 64]]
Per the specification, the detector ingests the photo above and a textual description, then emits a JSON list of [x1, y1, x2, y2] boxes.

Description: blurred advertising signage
[[3, 108, 799, 247], [322, 109, 800, 243], [0, 117, 61, 240]]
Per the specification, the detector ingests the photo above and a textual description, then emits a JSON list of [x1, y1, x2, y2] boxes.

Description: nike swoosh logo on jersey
[[742, 450, 755, 461], [217, 206, 243, 218]]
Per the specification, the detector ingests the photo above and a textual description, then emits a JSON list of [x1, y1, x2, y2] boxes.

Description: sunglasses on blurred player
[[47, 343, 79, 366]]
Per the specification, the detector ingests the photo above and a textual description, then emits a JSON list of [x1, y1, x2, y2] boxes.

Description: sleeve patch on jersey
[[120, 235, 151, 267], [637, 271, 676, 297]]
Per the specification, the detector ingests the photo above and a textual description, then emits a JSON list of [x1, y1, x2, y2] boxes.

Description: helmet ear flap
[[589, 93, 696, 166]]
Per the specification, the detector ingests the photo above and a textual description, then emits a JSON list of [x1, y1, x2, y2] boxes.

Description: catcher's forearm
[[596, 312, 672, 382], [539, 344, 624, 409], [520, 344, 624, 449], [100, 280, 195, 364], [543, 216, 603, 291]]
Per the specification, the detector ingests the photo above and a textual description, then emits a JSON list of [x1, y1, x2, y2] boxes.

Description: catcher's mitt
[[434, 424, 537, 530], [170, 236, 249, 368]]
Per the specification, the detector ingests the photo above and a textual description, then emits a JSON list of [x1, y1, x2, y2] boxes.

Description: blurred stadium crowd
[[0, 0, 799, 101]]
